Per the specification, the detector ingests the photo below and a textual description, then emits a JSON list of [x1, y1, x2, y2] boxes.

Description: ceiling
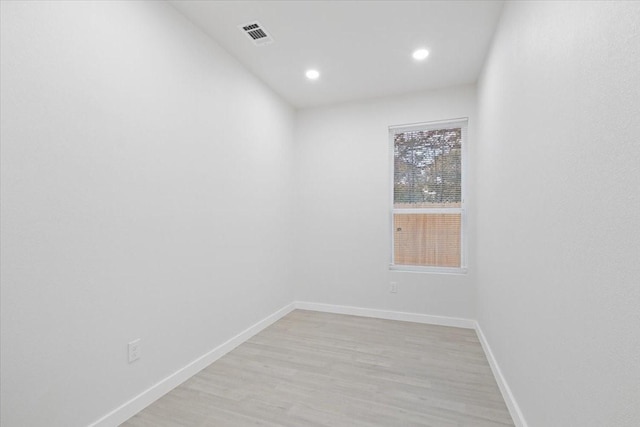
[[170, 1, 504, 109]]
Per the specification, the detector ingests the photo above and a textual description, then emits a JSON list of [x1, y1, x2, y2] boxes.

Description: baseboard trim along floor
[[295, 301, 477, 330], [475, 322, 529, 427], [90, 301, 527, 427], [89, 302, 296, 427]]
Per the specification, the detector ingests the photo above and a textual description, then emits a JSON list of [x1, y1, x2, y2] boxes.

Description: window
[[390, 118, 467, 273]]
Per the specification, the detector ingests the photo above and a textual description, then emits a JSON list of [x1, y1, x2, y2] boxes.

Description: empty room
[[1, 1, 638, 426]]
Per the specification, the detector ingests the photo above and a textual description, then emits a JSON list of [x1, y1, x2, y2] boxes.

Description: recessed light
[[412, 48, 430, 61], [305, 69, 320, 80]]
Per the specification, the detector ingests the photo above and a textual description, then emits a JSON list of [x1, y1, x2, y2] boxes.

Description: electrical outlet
[[128, 339, 141, 363], [390, 282, 398, 293]]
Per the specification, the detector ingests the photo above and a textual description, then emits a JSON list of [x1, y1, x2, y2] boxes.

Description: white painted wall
[[476, 1, 640, 426], [7, 1, 638, 426], [0, 2, 294, 426], [293, 86, 477, 319]]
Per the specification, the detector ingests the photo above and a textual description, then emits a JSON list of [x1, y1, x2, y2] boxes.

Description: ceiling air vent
[[238, 21, 273, 46]]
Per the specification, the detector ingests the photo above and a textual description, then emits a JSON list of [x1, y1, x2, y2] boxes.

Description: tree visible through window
[[391, 119, 466, 270]]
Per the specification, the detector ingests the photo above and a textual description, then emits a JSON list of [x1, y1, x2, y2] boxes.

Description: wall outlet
[[128, 339, 141, 363], [390, 282, 398, 293]]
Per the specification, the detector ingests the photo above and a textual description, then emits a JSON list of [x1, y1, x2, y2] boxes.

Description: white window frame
[[389, 118, 468, 274]]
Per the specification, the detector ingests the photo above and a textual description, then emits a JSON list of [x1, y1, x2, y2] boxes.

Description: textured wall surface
[[476, 1, 640, 425], [294, 85, 478, 319], [0, 2, 294, 426]]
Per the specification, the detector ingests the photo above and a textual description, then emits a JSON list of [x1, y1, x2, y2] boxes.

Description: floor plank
[[122, 310, 514, 427]]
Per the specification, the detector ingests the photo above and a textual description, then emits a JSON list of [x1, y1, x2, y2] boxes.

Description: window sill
[[389, 264, 468, 275]]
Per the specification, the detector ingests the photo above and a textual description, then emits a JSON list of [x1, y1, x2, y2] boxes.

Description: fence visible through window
[[390, 119, 466, 271]]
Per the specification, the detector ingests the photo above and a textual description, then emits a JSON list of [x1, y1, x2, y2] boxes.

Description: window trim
[[389, 117, 469, 274]]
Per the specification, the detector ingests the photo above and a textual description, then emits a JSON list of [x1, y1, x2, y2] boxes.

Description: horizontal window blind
[[390, 119, 467, 270]]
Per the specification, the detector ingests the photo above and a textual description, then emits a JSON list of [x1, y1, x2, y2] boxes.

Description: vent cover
[[238, 21, 273, 46]]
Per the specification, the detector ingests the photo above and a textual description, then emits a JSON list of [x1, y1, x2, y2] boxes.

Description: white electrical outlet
[[128, 339, 141, 363], [390, 282, 398, 293]]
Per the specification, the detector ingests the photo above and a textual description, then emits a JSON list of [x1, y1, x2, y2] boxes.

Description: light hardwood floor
[[122, 310, 514, 426]]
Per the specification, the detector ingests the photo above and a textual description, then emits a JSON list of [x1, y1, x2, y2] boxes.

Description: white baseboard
[[89, 302, 296, 427], [294, 301, 476, 329], [475, 322, 528, 427]]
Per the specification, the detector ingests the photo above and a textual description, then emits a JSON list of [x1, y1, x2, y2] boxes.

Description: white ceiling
[[170, 1, 504, 109]]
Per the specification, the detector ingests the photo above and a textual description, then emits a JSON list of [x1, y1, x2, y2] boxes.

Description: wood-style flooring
[[122, 310, 514, 426]]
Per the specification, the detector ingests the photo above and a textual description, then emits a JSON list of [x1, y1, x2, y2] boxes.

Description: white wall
[[6, 1, 638, 426], [0, 2, 294, 426], [476, 1, 640, 426], [293, 86, 477, 319]]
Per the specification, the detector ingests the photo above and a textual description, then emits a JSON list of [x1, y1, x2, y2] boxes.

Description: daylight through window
[[390, 119, 467, 271]]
